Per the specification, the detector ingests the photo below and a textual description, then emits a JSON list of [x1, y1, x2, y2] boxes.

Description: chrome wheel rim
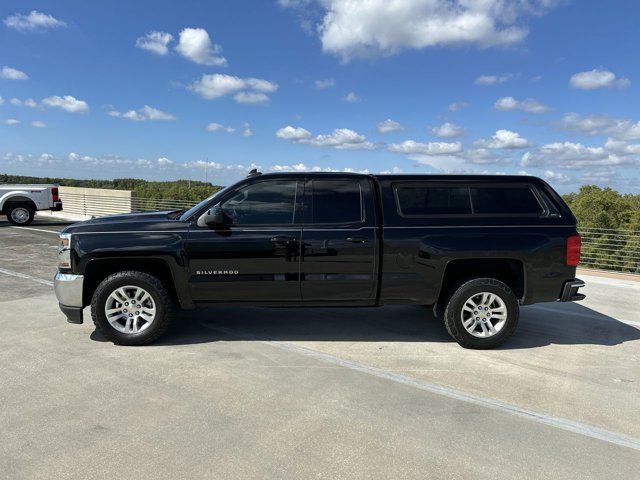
[[104, 285, 156, 334], [11, 207, 30, 224], [461, 292, 508, 338]]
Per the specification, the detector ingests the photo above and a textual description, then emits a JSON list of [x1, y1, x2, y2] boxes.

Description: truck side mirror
[[197, 204, 224, 227]]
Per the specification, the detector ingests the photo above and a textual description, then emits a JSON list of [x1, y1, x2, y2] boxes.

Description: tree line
[[0, 174, 224, 203]]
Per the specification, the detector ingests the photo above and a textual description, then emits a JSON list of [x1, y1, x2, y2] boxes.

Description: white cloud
[[0, 96, 4, 105], [569, 69, 630, 90], [108, 105, 175, 121], [276, 125, 376, 150], [380, 166, 404, 174], [315, 78, 336, 89], [136, 31, 174, 55], [31, 120, 46, 128], [9, 97, 37, 107], [122, 111, 145, 121], [41, 95, 89, 113], [270, 163, 369, 174], [188, 73, 278, 103], [343, 91, 359, 102], [580, 167, 616, 184], [140, 105, 175, 120], [462, 148, 510, 165], [432, 122, 464, 138], [521, 141, 635, 168], [388, 140, 462, 156], [560, 113, 640, 141], [276, 126, 312, 140], [475, 74, 512, 85], [206, 122, 235, 133], [543, 170, 571, 184], [277, 0, 311, 7], [3, 11, 66, 32], [474, 129, 531, 149], [1, 66, 28, 80], [234, 91, 270, 104], [175, 28, 227, 66], [157, 157, 173, 167], [494, 96, 550, 114], [448, 101, 468, 112], [242, 122, 254, 137], [377, 119, 403, 134], [4, 118, 20, 125], [316, 0, 561, 61]]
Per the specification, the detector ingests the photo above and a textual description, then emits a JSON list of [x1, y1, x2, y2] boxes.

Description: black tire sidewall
[[7, 204, 35, 226], [444, 278, 519, 349], [92, 272, 171, 345]]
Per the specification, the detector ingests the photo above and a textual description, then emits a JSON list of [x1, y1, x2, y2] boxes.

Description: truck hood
[[61, 210, 187, 234]]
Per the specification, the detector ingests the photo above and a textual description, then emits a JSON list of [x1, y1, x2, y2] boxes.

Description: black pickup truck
[[54, 172, 584, 349]]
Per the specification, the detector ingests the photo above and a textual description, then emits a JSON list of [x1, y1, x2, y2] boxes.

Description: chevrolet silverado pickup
[[0, 184, 63, 225], [54, 172, 585, 349]]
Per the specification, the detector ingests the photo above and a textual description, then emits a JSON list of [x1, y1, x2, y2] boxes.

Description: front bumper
[[54, 272, 84, 323], [50, 201, 63, 212], [560, 278, 586, 302]]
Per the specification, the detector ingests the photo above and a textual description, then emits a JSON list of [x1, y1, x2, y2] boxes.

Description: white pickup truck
[[0, 184, 63, 226]]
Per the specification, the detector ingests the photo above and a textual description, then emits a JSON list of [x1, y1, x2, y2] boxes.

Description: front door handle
[[271, 235, 296, 243], [346, 236, 367, 243]]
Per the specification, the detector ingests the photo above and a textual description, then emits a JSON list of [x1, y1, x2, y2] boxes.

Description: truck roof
[[255, 171, 542, 183]]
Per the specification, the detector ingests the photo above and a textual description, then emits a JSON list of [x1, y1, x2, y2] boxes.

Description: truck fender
[[0, 191, 37, 211]]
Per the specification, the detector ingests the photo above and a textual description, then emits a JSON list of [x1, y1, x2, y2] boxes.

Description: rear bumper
[[54, 272, 84, 323], [559, 278, 586, 302], [50, 201, 63, 212]]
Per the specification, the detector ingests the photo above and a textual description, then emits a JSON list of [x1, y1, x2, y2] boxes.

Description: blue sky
[[1, 0, 639, 192]]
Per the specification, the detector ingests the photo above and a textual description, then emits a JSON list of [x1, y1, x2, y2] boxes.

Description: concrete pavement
[[1, 217, 638, 479]]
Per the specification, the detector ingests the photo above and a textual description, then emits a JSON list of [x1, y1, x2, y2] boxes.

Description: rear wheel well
[[2, 197, 37, 213], [82, 258, 178, 306], [438, 258, 525, 308]]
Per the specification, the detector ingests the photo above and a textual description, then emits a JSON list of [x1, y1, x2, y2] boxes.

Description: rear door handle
[[346, 236, 367, 243]]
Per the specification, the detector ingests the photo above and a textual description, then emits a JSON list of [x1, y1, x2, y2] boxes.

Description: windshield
[[178, 185, 232, 221]]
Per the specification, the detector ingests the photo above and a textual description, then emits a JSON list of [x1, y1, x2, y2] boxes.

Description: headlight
[[58, 233, 72, 269]]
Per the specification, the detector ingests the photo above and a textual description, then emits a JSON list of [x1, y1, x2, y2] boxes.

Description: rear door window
[[395, 185, 472, 216], [470, 186, 544, 215]]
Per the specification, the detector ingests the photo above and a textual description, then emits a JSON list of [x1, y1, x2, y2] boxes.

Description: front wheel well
[[437, 258, 525, 309], [82, 258, 179, 307]]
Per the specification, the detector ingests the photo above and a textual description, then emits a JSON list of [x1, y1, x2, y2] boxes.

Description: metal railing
[[579, 227, 640, 274], [60, 192, 193, 218]]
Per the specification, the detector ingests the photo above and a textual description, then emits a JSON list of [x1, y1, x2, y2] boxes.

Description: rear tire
[[443, 278, 519, 349], [6, 203, 35, 226], [91, 271, 175, 346]]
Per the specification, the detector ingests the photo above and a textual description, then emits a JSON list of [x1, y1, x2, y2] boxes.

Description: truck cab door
[[300, 177, 379, 304], [186, 178, 304, 304]]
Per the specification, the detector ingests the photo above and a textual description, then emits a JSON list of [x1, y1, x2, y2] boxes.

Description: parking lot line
[[0, 267, 54, 287], [200, 322, 640, 452], [9, 226, 61, 235]]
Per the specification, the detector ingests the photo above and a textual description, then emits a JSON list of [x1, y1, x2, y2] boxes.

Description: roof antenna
[[247, 168, 262, 178]]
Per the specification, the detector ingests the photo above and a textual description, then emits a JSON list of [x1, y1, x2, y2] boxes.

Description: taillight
[[52, 187, 59, 202], [566, 234, 581, 266]]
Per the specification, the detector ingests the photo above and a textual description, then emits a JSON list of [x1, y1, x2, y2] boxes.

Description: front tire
[[443, 278, 519, 349], [6, 203, 35, 226], [90, 271, 175, 346]]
